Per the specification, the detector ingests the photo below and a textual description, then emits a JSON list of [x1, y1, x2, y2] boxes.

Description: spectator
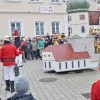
[[49, 36, 54, 45], [28, 37, 32, 43], [44, 39, 49, 48], [45, 33, 50, 40], [25, 40, 32, 60], [31, 38, 38, 59], [53, 38, 59, 45], [21, 37, 26, 62], [7, 75, 35, 100], [37, 36, 45, 58]]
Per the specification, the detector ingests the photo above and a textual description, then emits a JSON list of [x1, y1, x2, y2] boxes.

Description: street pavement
[[0, 59, 100, 100]]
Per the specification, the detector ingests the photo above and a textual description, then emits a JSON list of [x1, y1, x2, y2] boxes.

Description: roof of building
[[43, 44, 90, 61], [67, 0, 90, 13], [70, 34, 82, 39]]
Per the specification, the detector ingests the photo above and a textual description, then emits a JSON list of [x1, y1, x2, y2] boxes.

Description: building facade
[[67, 0, 99, 37], [0, 0, 68, 38]]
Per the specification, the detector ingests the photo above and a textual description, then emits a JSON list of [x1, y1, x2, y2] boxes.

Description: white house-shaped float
[[42, 44, 98, 72]]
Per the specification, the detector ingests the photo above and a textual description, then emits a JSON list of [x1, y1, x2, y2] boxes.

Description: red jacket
[[91, 80, 100, 100], [0, 47, 2, 60], [18, 40, 26, 54], [0, 43, 19, 66]]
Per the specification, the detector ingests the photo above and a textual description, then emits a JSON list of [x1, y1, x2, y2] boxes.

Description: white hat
[[4, 35, 10, 41]]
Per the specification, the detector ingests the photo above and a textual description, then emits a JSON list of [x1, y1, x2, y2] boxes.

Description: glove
[[17, 49, 19, 52]]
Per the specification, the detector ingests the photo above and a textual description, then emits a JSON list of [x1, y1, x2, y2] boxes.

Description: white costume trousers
[[15, 54, 22, 67], [4, 66, 15, 81]]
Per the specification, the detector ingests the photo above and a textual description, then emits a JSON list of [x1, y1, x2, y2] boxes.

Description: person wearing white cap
[[0, 35, 19, 92]]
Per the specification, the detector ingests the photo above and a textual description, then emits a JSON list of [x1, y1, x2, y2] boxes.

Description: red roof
[[43, 44, 90, 61]]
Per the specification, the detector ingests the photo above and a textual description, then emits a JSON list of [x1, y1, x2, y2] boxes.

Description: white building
[[0, 0, 68, 38], [67, 0, 99, 37], [42, 44, 98, 72]]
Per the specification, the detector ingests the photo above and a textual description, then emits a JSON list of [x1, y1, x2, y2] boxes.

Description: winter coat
[[25, 42, 32, 53], [0, 43, 19, 66], [31, 41, 37, 51], [45, 35, 50, 40], [91, 80, 100, 100], [37, 40, 45, 49], [49, 39, 54, 45], [7, 93, 35, 100]]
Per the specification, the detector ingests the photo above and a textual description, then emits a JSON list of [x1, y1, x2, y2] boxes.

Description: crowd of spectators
[[0, 33, 68, 61]]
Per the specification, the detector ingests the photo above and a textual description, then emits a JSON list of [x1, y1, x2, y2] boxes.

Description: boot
[[5, 80, 10, 91], [10, 81, 15, 93]]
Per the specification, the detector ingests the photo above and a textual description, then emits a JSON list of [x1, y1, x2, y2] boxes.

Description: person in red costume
[[91, 80, 100, 100], [14, 30, 23, 67], [0, 35, 19, 93]]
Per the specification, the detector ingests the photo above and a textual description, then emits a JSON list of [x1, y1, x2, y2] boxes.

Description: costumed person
[[7, 75, 35, 100], [21, 37, 26, 62], [91, 80, 100, 100], [0, 38, 3, 59], [0, 35, 19, 92], [14, 30, 23, 67]]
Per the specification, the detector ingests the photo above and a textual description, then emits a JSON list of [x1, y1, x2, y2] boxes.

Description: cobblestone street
[[0, 60, 100, 100]]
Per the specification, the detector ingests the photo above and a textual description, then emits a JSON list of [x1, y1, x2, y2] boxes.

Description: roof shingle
[[43, 44, 90, 61]]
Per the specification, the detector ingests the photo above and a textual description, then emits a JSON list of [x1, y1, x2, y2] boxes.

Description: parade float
[[42, 44, 98, 72], [42, 0, 99, 73]]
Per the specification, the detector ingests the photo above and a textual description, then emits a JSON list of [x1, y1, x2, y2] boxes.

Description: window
[[72, 61, 74, 68], [35, 22, 45, 35], [78, 61, 80, 67], [84, 60, 86, 67], [80, 15, 85, 20], [68, 27, 72, 36], [52, 21, 60, 34], [49, 62, 51, 68], [65, 62, 67, 69], [29, 0, 43, 2], [51, 0, 61, 3], [59, 63, 61, 70], [5, 0, 21, 1], [91, 0, 96, 1], [10, 22, 22, 36], [48, 55, 50, 57], [81, 26, 85, 33], [68, 15, 71, 22], [44, 62, 46, 68]]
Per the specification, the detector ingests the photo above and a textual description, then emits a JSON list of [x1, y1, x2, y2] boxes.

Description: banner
[[40, 6, 54, 13], [89, 11, 99, 25]]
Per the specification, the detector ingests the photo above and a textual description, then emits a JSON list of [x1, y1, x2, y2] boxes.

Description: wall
[[68, 37, 100, 60], [0, 0, 68, 38], [53, 59, 98, 72]]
